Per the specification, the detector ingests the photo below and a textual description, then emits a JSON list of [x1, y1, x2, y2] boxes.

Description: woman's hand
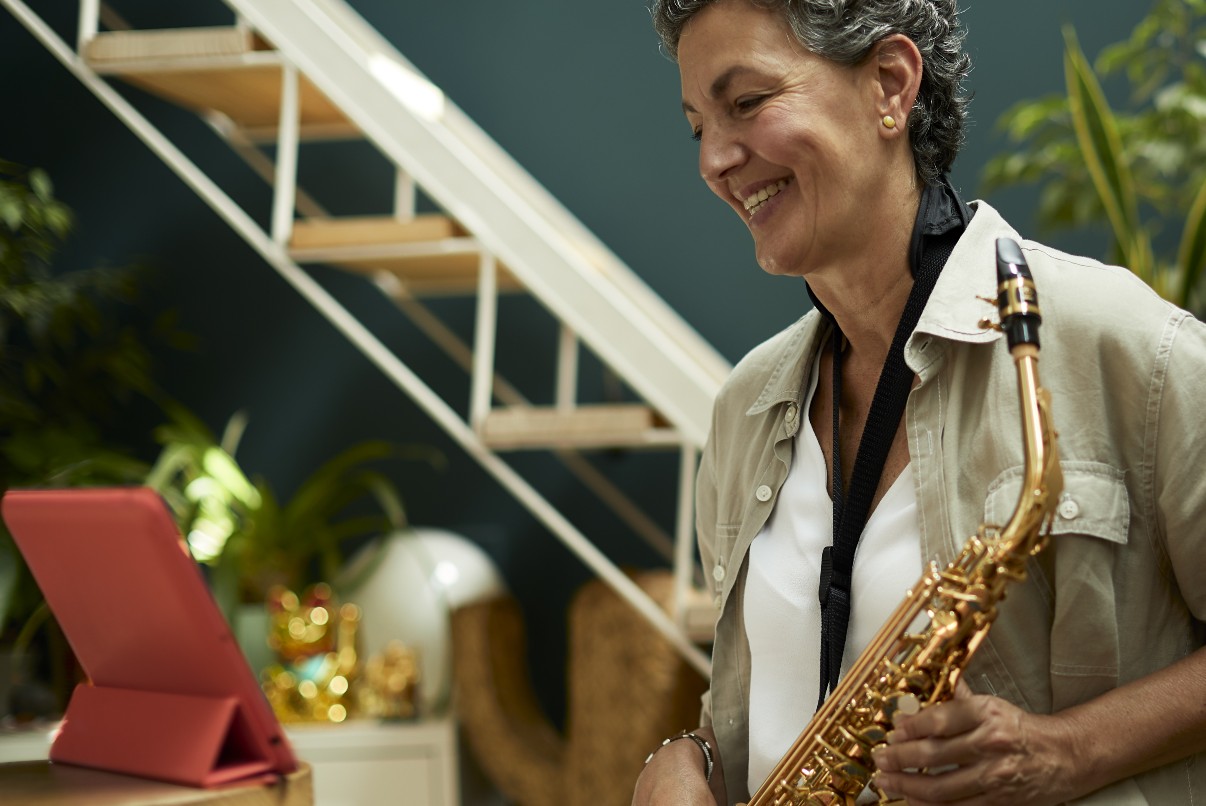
[[869, 682, 1080, 806], [632, 726, 726, 806]]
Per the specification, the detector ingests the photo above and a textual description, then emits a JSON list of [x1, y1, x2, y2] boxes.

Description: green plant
[[0, 161, 170, 638], [982, 0, 1206, 308], [145, 406, 443, 621]]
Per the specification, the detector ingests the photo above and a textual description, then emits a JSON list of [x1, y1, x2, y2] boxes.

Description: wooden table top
[[0, 761, 312, 805]]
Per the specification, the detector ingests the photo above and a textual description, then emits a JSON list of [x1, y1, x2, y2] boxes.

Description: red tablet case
[[1, 486, 299, 787]]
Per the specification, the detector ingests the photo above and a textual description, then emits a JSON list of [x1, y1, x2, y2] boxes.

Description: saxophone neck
[[997, 242, 1063, 550]]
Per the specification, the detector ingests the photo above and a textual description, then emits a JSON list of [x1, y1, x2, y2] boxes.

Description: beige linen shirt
[[697, 201, 1206, 804]]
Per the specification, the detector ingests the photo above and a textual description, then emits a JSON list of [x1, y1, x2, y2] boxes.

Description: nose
[[698, 124, 744, 185]]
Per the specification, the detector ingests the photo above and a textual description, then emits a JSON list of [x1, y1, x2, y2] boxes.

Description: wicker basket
[[452, 570, 708, 806]]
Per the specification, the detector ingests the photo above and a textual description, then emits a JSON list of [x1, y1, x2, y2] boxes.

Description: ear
[[872, 34, 923, 134]]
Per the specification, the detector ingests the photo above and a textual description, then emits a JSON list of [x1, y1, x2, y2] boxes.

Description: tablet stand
[[51, 684, 276, 787]]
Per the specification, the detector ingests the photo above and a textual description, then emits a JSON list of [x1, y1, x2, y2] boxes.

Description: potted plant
[[981, 0, 1206, 309]]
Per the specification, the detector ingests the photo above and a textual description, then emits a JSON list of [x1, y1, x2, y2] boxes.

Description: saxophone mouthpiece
[[995, 238, 1041, 349]]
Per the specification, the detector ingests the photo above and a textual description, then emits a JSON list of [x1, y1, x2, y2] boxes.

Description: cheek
[[751, 107, 813, 157]]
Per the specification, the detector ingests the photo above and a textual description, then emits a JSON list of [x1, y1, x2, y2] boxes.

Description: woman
[[633, 1, 1206, 804]]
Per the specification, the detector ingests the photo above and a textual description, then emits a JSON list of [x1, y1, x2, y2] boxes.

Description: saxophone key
[[857, 724, 889, 748], [829, 759, 873, 794], [882, 692, 920, 725], [834, 722, 888, 755], [794, 793, 849, 806]]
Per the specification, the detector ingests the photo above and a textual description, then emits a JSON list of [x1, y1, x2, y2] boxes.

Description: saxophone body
[[741, 239, 1063, 806]]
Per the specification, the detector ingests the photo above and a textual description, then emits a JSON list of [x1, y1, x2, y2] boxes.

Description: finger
[[872, 730, 983, 772], [954, 676, 975, 699], [889, 697, 986, 743], [874, 764, 989, 806]]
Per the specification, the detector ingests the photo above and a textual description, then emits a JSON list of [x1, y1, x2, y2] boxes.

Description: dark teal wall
[[0, 0, 1149, 723]]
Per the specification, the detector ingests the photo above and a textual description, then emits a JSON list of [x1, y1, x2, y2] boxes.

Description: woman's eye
[[691, 128, 702, 142], [735, 95, 765, 111]]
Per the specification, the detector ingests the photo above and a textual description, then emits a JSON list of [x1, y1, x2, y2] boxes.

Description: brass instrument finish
[[739, 239, 1063, 806]]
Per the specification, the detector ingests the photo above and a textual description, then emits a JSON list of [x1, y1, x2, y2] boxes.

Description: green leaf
[[29, 169, 52, 202], [285, 441, 396, 525], [999, 96, 1069, 141], [145, 442, 199, 491], [0, 533, 20, 631], [0, 198, 21, 231], [199, 446, 261, 508], [1176, 177, 1206, 307], [219, 410, 250, 456], [1063, 26, 1153, 282], [44, 204, 72, 238]]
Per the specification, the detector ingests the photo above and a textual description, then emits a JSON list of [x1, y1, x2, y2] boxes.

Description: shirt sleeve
[[1154, 311, 1206, 623]]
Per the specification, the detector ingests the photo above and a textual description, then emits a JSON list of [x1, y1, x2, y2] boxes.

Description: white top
[[745, 356, 922, 795]]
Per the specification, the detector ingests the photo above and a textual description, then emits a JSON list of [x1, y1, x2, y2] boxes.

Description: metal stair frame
[[227, 0, 727, 446]]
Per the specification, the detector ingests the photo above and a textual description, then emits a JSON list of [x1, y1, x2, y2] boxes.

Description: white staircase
[[2, 0, 727, 671]]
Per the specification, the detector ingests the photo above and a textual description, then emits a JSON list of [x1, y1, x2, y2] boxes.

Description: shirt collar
[[914, 199, 1025, 345], [745, 313, 826, 415]]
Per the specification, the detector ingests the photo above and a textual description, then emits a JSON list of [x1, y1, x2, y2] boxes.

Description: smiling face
[[678, 0, 902, 281]]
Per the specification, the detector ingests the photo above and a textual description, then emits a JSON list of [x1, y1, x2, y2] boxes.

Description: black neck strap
[[814, 177, 970, 709]]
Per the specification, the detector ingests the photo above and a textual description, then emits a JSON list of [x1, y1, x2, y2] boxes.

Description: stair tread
[[85, 29, 353, 132], [291, 215, 468, 249], [85, 27, 264, 62], [291, 216, 521, 295], [480, 405, 679, 450]]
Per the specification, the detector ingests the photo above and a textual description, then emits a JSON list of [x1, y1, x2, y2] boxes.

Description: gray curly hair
[[651, 0, 971, 184]]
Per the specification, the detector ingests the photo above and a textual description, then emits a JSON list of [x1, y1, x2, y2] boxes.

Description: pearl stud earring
[[882, 115, 897, 129]]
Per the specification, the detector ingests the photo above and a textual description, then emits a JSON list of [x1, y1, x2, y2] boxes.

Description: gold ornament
[[261, 584, 362, 723], [359, 640, 422, 721]]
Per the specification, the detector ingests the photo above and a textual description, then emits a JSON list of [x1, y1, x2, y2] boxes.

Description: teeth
[[743, 179, 789, 216]]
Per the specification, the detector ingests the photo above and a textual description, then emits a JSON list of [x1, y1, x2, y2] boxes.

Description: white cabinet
[[0, 717, 460, 806], [287, 718, 459, 806], [0, 724, 54, 763]]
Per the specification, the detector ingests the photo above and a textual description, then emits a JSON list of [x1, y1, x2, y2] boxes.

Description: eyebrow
[[681, 65, 760, 115]]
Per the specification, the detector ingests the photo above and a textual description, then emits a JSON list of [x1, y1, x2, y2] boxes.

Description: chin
[[755, 250, 806, 278]]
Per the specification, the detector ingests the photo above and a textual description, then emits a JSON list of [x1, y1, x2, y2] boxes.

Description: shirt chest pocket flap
[[985, 461, 1129, 710]]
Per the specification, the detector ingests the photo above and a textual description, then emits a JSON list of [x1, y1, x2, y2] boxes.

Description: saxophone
[[739, 238, 1064, 806]]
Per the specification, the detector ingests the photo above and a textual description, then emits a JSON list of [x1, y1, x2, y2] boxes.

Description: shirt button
[[713, 564, 725, 582], [785, 403, 798, 424], [1058, 495, 1080, 520], [756, 485, 772, 502]]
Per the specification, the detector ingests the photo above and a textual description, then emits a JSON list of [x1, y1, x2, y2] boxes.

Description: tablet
[[1, 486, 298, 787]]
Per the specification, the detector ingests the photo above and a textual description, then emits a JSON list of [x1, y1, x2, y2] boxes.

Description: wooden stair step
[[291, 214, 467, 247], [290, 215, 522, 296], [85, 26, 262, 61], [85, 28, 355, 136], [479, 405, 679, 450]]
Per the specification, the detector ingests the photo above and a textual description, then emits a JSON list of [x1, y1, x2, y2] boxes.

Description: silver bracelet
[[644, 731, 714, 783]]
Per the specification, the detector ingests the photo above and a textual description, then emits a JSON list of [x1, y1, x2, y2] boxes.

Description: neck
[[808, 183, 922, 367]]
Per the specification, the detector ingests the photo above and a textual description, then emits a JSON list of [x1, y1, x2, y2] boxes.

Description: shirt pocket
[[985, 461, 1129, 711]]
